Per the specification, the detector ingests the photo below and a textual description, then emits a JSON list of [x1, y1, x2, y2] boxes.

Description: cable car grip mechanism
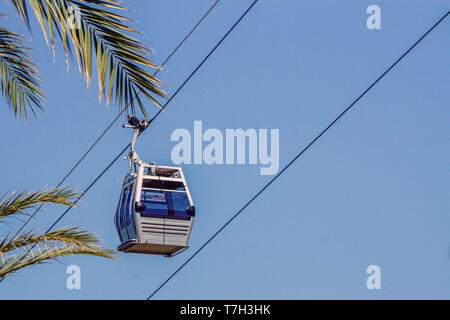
[[122, 115, 155, 173]]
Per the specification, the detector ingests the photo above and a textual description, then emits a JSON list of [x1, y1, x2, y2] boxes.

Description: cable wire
[[145, 10, 449, 300]]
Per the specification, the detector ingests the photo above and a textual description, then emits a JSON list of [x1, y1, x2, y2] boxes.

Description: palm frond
[[0, 226, 116, 278], [0, 25, 45, 120], [10, 1, 31, 30], [0, 226, 102, 253], [0, 187, 78, 220], [0, 187, 116, 279], [10, 0, 166, 117]]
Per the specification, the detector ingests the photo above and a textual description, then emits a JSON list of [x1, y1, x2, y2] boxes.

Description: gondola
[[114, 116, 195, 257]]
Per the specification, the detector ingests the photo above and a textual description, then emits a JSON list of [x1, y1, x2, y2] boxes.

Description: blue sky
[[0, 0, 449, 299]]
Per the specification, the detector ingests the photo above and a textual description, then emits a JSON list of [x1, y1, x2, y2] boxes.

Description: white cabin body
[[115, 164, 195, 257]]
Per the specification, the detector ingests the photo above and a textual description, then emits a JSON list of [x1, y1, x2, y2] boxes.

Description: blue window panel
[[140, 190, 168, 216], [140, 189, 191, 219], [130, 191, 136, 229], [125, 184, 134, 226], [170, 192, 191, 218], [114, 190, 122, 228], [120, 187, 130, 229], [115, 188, 124, 235]]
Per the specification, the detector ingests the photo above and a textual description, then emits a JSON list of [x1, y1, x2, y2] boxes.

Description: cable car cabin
[[115, 164, 195, 257]]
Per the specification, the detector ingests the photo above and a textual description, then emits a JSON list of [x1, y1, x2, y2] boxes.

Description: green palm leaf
[[0, 25, 45, 120], [0, 187, 78, 220], [10, 0, 166, 117], [0, 187, 116, 279], [0, 226, 116, 278]]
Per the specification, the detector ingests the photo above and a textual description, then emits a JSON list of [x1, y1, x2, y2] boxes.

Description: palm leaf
[[0, 25, 45, 119], [0, 186, 116, 279], [10, 0, 166, 117], [0, 226, 104, 253], [0, 187, 78, 220], [0, 226, 116, 278]]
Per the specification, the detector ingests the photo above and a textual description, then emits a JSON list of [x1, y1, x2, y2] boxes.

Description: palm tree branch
[[0, 235, 116, 278], [0, 226, 109, 253], [12, 0, 165, 116], [0, 187, 78, 220], [0, 25, 45, 119], [10, 0, 31, 30]]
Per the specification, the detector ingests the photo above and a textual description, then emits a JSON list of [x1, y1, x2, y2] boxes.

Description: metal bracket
[[123, 115, 155, 173]]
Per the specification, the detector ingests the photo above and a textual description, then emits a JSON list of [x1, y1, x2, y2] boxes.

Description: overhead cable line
[[42, 0, 260, 234], [145, 10, 449, 300], [1, 0, 261, 271], [0, 0, 221, 285], [9, 0, 221, 240]]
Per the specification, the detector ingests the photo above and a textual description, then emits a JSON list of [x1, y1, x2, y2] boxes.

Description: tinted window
[[170, 192, 191, 218], [141, 179, 163, 189], [140, 190, 168, 216], [141, 179, 185, 191], [120, 186, 131, 228], [140, 189, 190, 219], [163, 180, 186, 191], [125, 184, 134, 226], [115, 188, 124, 235]]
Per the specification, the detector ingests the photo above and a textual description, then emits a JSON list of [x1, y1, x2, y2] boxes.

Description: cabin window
[[120, 185, 132, 229], [162, 180, 186, 191], [141, 179, 185, 191], [130, 188, 136, 228], [140, 190, 168, 216], [115, 188, 124, 238], [170, 192, 191, 218], [125, 184, 134, 227], [140, 189, 191, 219]]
